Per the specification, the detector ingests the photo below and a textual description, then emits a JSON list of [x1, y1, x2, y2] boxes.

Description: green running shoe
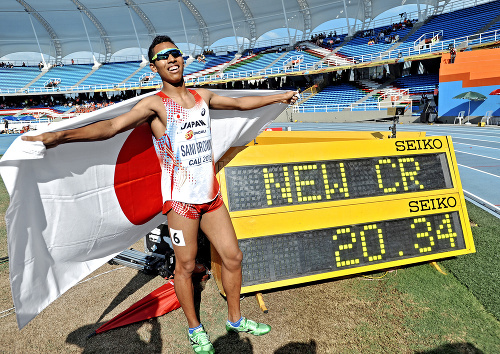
[[188, 326, 215, 354], [226, 317, 271, 336]]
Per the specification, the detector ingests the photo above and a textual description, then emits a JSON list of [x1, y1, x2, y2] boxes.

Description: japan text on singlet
[[153, 90, 219, 204]]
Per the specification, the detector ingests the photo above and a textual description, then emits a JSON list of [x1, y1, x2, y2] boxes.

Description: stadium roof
[[0, 0, 457, 63]]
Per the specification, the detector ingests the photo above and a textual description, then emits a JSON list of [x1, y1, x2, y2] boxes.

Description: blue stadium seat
[[30, 64, 93, 88], [0, 67, 42, 91]]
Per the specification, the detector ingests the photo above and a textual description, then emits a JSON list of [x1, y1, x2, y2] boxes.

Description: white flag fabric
[[0, 89, 287, 329]]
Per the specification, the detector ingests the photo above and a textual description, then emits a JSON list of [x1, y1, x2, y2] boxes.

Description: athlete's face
[[150, 42, 184, 84]]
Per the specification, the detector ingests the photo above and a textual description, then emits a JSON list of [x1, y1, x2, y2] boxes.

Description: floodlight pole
[[127, 5, 147, 64], [343, 0, 351, 36], [281, 0, 292, 46], [27, 11, 47, 70], [78, 9, 100, 68], [353, 0, 362, 34], [178, 0, 192, 56], [226, 0, 240, 53]]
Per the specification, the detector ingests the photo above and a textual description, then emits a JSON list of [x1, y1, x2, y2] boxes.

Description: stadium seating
[[396, 1, 500, 54], [295, 73, 439, 112], [488, 21, 500, 32], [126, 64, 159, 85], [223, 49, 319, 75], [0, 67, 41, 91], [268, 50, 320, 70], [320, 34, 348, 50], [80, 62, 142, 86], [29, 64, 93, 89], [390, 74, 439, 96], [224, 52, 283, 74], [184, 54, 234, 78], [338, 24, 413, 61], [297, 83, 381, 112]]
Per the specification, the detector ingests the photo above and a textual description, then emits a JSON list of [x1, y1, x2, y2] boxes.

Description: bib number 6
[[169, 228, 186, 246]]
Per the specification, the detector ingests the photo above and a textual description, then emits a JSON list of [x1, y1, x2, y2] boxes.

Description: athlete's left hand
[[281, 90, 300, 105]]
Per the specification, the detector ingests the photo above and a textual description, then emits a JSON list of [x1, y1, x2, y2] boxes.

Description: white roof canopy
[[0, 0, 456, 62]]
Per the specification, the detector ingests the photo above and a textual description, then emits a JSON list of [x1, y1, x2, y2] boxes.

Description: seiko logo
[[181, 120, 206, 130], [395, 139, 443, 152], [409, 197, 457, 213]]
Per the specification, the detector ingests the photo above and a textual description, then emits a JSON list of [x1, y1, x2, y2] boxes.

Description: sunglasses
[[152, 48, 183, 61]]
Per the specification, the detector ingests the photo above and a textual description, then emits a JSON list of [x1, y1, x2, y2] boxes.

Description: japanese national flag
[[0, 89, 287, 329]]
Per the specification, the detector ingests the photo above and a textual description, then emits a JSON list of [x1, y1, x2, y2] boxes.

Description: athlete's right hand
[[22, 132, 60, 149]]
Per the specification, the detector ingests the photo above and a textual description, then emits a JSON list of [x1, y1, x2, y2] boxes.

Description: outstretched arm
[[22, 96, 157, 148], [197, 88, 299, 111]]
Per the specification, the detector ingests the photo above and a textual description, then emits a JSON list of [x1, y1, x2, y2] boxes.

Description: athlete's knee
[[223, 248, 243, 271], [175, 258, 197, 277]]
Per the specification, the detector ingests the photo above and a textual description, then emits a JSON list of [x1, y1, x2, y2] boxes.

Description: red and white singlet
[[153, 90, 219, 204]]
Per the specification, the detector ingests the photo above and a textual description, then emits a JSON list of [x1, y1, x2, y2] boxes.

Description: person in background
[[449, 44, 457, 64]]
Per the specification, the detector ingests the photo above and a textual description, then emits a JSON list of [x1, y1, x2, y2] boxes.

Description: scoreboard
[[211, 132, 475, 294]]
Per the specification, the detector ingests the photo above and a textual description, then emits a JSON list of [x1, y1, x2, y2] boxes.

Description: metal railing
[[295, 85, 318, 105], [344, 28, 499, 64], [43, 77, 61, 87], [1, 28, 498, 96], [282, 55, 304, 69], [292, 101, 412, 113], [379, 88, 410, 101], [414, 30, 444, 50], [0, 79, 164, 95], [3, 115, 76, 125], [139, 72, 156, 82]]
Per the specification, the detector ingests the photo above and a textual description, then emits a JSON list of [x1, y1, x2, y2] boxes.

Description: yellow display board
[[211, 132, 475, 295], [247, 130, 426, 145]]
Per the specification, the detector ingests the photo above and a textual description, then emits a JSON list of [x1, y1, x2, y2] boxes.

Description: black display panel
[[225, 153, 451, 212], [239, 211, 464, 286]]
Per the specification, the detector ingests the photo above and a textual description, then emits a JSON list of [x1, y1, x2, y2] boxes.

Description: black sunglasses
[[152, 48, 183, 61]]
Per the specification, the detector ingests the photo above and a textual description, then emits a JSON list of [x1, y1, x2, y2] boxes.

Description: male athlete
[[23, 35, 298, 354]]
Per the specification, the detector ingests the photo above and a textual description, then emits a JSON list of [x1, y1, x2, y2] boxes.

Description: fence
[[292, 101, 412, 113]]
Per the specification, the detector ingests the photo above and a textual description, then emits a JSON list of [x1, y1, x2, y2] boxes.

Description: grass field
[[0, 177, 499, 353]]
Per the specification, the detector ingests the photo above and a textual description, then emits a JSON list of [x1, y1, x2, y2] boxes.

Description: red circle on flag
[[114, 123, 163, 225]]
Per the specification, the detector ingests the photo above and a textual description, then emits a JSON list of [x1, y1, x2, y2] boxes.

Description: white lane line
[[298, 125, 500, 140], [76, 266, 126, 285], [463, 189, 500, 213], [0, 307, 15, 319], [411, 126, 500, 134], [417, 131, 500, 139], [453, 142, 500, 151], [438, 136, 500, 144], [292, 123, 500, 134], [340, 130, 500, 146], [333, 124, 500, 138], [454, 150, 500, 161], [458, 164, 500, 179]]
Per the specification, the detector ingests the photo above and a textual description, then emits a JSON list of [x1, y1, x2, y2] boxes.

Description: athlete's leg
[[199, 204, 243, 322], [167, 210, 201, 328]]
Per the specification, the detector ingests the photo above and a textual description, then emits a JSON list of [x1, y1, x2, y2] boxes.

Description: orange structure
[[440, 47, 500, 88]]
